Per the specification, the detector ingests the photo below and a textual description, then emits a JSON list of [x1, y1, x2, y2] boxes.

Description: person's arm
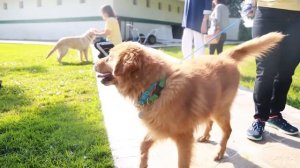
[[243, 0, 257, 18], [93, 29, 111, 36], [215, 5, 222, 29], [201, 14, 209, 34], [93, 19, 112, 36], [201, 0, 212, 34]]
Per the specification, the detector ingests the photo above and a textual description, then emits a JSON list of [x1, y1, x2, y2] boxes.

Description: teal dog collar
[[138, 78, 166, 106]]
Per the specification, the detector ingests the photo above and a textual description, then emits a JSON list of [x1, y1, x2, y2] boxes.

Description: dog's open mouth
[[97, 73, 114, 84]]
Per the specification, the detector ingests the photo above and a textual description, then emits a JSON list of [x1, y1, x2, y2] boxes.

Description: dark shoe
[[266, 116, 299, 135], [247, 119, 265, 141], [98, 53, 106, 59]]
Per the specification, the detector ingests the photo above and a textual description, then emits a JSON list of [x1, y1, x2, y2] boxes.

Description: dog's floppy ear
[[114, 47, 143, 76]]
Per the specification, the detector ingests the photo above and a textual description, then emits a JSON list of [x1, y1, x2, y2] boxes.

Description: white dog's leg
[[57, 48, 68, 64], [83, 49, 88, 62], [79, 50, 83, 62]]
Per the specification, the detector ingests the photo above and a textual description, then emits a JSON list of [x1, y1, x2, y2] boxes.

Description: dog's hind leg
[[197, 120, 213, 142], [140, 133, 154, 168], [213, 112, 232, 161], [57, 48, 68, 64], [174, 131, 193, 168], [83, 49, 88, 62]]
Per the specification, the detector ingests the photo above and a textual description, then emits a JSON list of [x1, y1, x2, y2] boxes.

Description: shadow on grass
[[0, 102, 113, 167], [9, 65, 48, 74], [0, 85, 31, 113], [62, 61, 93, 66]]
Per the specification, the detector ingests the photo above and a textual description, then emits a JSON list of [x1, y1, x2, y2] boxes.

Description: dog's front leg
[[83, 49, 88, 62], [79, 51, 83, 62], [174, 131, 193, 168], [140, 133, 154, 168]]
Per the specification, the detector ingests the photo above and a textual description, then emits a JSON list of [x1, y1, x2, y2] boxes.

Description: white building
[[0, 0, 240, 41], [0, 0, 184, 41]]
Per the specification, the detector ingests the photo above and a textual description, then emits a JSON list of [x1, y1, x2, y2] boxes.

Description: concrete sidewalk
[[93, 48, 300, 168]]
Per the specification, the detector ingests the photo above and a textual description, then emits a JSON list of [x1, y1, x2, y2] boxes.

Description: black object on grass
[[0, 80, 2, 89]]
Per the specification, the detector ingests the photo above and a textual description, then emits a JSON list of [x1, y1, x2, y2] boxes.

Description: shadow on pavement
[[62, 61, 93, 66]]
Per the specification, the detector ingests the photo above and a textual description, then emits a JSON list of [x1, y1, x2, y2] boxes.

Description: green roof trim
[[0, 16, 180, 25]]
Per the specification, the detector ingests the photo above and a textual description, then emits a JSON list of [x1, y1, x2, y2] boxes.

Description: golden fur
[[95, 32, 284, 168], [46, 29, 97, 64]]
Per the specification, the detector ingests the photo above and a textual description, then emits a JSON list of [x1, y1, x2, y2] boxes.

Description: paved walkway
[[92, 48, 300, 168]]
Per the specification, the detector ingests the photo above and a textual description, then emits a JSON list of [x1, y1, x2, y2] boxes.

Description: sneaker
[[98, 53, 106, 59], [247, 119, 265, 141], [266, 117, 299, 135]]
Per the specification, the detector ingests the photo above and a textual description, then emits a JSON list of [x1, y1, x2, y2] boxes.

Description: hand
[[247, 10, 255, 18], [201, 20, 208, 34], [201, 15, 209, 34]]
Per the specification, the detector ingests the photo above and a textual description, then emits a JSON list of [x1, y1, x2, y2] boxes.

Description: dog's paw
[[139, 154, 148, 168], [197, 135, 210, 142], [214, 153, 224, 161], [139, 162, 148, 168]]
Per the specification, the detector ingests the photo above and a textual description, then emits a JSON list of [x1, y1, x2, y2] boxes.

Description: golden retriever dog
[[46, 29, 98, 64], [94, 32, 284, 168]]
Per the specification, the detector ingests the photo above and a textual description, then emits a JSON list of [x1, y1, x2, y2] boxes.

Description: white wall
[[114, 0, 184, 41], [0, 0, 240, 41], [0, 0, 112, 20], [226, 18, 241, 41], [0, 21, 104, 41], [125, 22, 173, 41], [114, 0, 183, 23], [0, 0, 110, 40]]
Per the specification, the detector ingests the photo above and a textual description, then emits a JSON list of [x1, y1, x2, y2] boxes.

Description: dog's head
[[94, 42, 145, 86], [86, 29, 98, 40]]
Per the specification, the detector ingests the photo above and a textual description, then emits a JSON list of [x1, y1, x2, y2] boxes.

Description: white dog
[[46, 29, 98, 64]]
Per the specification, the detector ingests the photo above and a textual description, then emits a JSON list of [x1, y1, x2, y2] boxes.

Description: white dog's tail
[[46, 44, 59, 59], [221, 32, 285, 62]]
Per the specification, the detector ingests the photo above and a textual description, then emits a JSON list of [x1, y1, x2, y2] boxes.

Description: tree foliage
[[227, 0, 243, 18]]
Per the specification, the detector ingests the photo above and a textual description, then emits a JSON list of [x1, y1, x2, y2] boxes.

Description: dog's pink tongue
[[97, 73, 111, 78]]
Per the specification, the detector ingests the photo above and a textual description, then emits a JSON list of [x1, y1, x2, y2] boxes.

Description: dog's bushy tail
[[221, 32, 285, 62], [46, 43, 59, 59]]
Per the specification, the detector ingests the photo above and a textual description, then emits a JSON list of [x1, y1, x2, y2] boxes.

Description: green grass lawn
[[160, 46, 300, 109], [0, 44, 113, 167]]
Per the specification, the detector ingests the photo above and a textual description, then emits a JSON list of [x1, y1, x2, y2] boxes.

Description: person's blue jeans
[[252, 7, 300, 121]]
